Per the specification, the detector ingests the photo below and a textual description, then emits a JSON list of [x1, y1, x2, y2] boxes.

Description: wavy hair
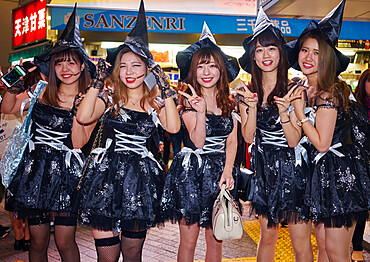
[[354, 68, 370, 108], [248, 29, 289, 109], [105, 47, 159, 116], [180, 47, 235, 117], [299, 30, 350, 111], [44, 48, 90, 107]]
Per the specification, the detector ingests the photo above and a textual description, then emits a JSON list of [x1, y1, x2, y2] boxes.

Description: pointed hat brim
[[106, 0, 154, 68], [34, 4, 96, 78], [285, 0, 349, 75], [176, 23, 240, 82]]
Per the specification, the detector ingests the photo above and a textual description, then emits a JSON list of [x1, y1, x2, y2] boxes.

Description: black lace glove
[[151, 65, 172, 99], [90, 58, 110, 91], [7, 78, 26, 94]]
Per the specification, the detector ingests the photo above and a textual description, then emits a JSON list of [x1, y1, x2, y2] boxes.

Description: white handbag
[[212, 184, 244, 240]]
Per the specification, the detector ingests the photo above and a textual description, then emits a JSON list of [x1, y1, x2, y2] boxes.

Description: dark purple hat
[[176, 22, 240, 82], [238, 7, 287, 73], [34, 4, 96, 78], [106, 0, 154, 68], [285, 0, 349, 75]]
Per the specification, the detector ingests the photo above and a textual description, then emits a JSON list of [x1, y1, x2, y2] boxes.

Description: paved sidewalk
[[0, 200, 257, 262]]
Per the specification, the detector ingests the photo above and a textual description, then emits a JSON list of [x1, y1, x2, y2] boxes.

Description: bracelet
[[281, 118, 290, 124]]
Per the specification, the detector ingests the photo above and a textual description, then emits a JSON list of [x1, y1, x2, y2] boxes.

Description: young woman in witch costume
[[1, 5, 96, 262], [160, 23, 240, 262], [287, 1, 370, 261], [236, 8, 313, 262], [73, 1, 180, 261]]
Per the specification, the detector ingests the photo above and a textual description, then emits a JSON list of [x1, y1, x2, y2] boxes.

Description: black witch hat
[[238, 7, 286, 73], [286, 0, 349, 75], [34, 4, 96, 78], [106, 0, 154, 68], [176, 22, 240, 82]]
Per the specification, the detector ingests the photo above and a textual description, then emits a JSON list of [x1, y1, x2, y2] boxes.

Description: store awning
[[49, 5, 370, 40], [8, 41, 52, 63]]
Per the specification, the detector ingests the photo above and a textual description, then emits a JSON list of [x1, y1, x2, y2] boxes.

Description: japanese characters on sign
[[13, 0, 47, 47]]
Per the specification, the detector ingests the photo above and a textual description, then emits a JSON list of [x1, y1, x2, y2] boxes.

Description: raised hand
[[7, 58, 26, 94], [273, 86, 299, 115], [289, 85, 306, 113], [233, 80, 258, 108], [91, 58, 110, 91], [178, 84, 206, 114], [150, 65, 172, 99]]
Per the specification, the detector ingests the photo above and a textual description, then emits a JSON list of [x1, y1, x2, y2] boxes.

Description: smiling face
[[196, 55, 220, 89], [298, 37, 319, 77], [119, 51, 147, 89], [54, 57, 84, 85], [254, 41, 280, 73]]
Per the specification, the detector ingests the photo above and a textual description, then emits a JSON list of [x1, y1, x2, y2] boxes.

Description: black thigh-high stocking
[[95, 236, 121, 262], [29, 223, 50, 262], [121, 231, 146, 262]]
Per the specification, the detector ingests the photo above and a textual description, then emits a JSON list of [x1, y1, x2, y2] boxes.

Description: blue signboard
[[50, 6, 370, 40]]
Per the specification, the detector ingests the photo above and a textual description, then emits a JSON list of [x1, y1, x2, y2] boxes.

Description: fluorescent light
[[101, 42, 123, 49]]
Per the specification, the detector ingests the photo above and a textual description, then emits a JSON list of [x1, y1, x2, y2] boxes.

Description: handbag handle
[[23, 80, 48, 133], [220, 184, 234, 232]]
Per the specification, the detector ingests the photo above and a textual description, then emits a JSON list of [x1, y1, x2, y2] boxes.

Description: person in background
[[350, 68, 370, 262], [3, 61, 42, 251]]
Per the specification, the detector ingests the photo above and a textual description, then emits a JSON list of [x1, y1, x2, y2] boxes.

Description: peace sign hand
[[178, 84, 206, 114], [289, 84, 306, 112], [273, 87, 299, 115], [232, 80, 258, 108]]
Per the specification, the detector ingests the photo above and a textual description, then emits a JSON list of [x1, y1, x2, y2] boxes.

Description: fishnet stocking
[[29, 223, 50, 262], [95, 237, 121, 262], [54, 225, 80, 262]]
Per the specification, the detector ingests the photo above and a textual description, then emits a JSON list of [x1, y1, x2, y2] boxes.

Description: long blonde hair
[[106, 47, 159, 116]]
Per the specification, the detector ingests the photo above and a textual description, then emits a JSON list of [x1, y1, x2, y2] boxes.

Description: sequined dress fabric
[[9, 101, 83, 219], [251, 106, 310, 227], [161, 113, 239, 228], [79, 107, 164, 233], [308, 102, 370, 227]]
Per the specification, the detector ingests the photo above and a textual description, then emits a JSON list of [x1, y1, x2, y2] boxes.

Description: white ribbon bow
[[314, 142, 345, 163]]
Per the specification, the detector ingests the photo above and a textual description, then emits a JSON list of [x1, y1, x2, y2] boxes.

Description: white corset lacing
[[29, 122, 84, 168], [91, 128, 162, 170], [181, 135, 228, 169]]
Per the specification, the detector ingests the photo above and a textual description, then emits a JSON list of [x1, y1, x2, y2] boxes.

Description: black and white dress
[[79, 99, 164, 234], [161, 111, 239, 228], [251, 106, 311, 226], [9, 101, 84, 220], [308, 98, 369, 227]]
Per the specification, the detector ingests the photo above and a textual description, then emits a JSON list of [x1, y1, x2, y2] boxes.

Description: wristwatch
[[297, 117, 309, 127]]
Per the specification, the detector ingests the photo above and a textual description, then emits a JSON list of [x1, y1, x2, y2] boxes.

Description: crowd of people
[[0, 0, 369, 261]]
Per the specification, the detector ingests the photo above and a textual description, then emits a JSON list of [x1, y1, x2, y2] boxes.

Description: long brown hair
[[44, 48, 90, 107], [354, 68, 370, 107], [300, 30, 350, 111], [249, 29, 289, 108], [105, 47, 159, 116], [181, 47, 235, 117]]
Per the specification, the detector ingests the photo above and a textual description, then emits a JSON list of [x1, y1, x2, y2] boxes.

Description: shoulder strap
[[22, 80, 47, 132]]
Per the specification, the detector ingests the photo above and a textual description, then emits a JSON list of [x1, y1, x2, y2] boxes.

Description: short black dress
[[161, 111, 239, 228], [79, 105, 164, 234], [251, 106, 311, 227], [309, 99, 370, 227], [9, 101, 84, 220]]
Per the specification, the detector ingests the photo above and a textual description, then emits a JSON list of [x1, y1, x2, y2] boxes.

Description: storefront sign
[[13, 0, 47, 47], [50, 6, 370, 40]]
